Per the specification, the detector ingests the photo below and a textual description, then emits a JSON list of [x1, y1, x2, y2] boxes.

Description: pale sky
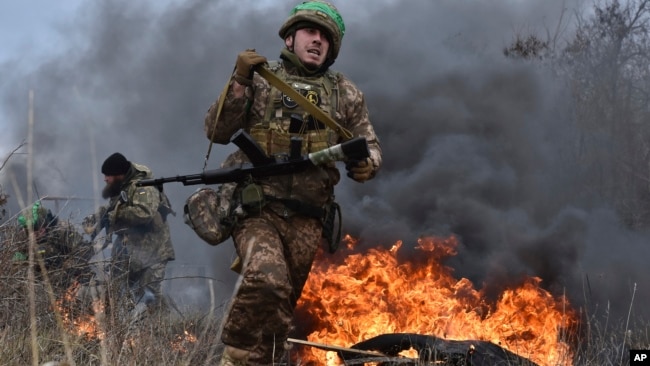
[[0, 0, 362, 66], [0, 1, 84, 64]]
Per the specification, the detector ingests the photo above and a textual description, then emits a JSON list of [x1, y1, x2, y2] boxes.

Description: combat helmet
[[17, 201, 57, 231], [278, 1, 346, 61]]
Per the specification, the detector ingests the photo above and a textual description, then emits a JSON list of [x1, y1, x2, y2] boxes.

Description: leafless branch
[[0, 140, 26, 172]]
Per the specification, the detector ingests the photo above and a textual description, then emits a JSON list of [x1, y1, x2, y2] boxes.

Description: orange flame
[[171, 330, 199, 354], [55, 280, 104, 340], [56, 281, 197, 352], [296, 235, 576, 366]]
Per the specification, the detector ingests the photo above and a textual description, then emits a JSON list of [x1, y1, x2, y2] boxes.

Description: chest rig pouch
[[238, 178, 265, 215], [243, 63, 347, 253], [250, 62, 341, 157]]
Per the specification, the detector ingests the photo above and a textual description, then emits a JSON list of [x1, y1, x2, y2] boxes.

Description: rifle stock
[[137, 129, 369, 188]]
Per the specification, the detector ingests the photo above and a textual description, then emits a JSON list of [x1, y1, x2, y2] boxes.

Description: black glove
[[234, 49, 267, 86], [345, 158, 373, 183], [99, 211, 110, 231]]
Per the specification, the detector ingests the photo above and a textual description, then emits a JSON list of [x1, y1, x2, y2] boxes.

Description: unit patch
[[282, 89, 321, 109], [282, 93, 297, 108], [305, 90, 319, 105]]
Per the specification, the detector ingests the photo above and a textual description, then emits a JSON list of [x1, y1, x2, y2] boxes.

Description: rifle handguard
[[307, 137, 369, 165]]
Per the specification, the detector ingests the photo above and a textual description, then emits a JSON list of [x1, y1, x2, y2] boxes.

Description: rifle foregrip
[[306, 137, 370, 166], [340, 137, 370, 161]]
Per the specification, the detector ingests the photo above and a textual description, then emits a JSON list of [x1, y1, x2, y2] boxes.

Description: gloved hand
[[82, 214, 96, 234], [345, 158, 374, 183], [234, 49, 267, 86], [83, 206, 108, 234]]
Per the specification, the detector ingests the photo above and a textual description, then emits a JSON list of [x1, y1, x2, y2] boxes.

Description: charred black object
[[339, 333, 539, 366]]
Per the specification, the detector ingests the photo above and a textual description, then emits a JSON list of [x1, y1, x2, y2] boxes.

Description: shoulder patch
[[282, 93, 298, 109]]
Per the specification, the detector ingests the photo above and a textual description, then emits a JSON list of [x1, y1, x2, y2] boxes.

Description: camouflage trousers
[[222, 205, 323, 365], [110, 240, 169, 310], [128, 260, 168, 309]]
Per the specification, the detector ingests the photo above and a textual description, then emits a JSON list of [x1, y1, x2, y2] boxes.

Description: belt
[[264, 195, 324, 219]]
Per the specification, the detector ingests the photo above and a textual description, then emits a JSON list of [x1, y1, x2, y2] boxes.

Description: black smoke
[[1, 0, 648, 324]]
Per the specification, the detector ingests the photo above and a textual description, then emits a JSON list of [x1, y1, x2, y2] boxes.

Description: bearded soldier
[[203, 1, 382, 364], [90, 152, 176, 318]]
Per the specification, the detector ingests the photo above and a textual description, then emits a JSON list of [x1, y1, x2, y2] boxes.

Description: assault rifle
[[137, 129, 370, 188]]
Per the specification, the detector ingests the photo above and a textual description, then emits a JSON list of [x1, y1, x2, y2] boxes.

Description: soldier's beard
[[102, 179, 123, 199]]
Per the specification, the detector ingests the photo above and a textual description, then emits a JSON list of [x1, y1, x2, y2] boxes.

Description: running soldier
[[203, 1, 382, 364]]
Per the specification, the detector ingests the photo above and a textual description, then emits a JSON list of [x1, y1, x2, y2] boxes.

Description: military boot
[[219, 345, 250, 366]]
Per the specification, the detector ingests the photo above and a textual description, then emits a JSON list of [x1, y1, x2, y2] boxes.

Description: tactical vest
[[250, 61, 340, 156]]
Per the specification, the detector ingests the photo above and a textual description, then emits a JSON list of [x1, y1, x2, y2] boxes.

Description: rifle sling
[[203, 63, 354, 169], [203, 75, 231, 171], [255, 65, 354, 141]]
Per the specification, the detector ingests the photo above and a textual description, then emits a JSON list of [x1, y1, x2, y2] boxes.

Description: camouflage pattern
[[254, 61, 340, 155], [15, 219, 95, 289], [204, 51, 382, 365], [278, 1, 346, 60], [184, 186, 237, 246], [129, 260, 168, 310], [205, 59, 382, 207], [106, 162, 175, 307], [221, 206, 322, 364], [36, 221, 94, 271]]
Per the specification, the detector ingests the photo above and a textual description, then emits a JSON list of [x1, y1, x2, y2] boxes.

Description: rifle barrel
[[137, 174, 202, 187]]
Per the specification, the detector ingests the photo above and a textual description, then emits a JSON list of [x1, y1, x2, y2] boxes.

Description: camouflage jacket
[[33, 221, 93, 268], [13, 221, 94, 288], [204, 57, 382, 207], [107, 163, 175, 269]]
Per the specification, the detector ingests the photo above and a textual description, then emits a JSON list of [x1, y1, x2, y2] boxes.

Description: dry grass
[[1, 215, 649, 366], [569, 305, 650, 366], [0, 223, 225, 366]]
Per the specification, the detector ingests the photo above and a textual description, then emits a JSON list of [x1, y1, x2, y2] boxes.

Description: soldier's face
[[286, 27, 330, 69], [103, 174, 124, 185], [102, 174, 125, 199]]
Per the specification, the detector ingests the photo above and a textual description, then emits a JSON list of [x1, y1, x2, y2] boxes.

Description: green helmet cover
[[17, 201, 41, 228], [291, 1, 345, 38], [279, 1, 346, 61], [17, 201, 55, 230]]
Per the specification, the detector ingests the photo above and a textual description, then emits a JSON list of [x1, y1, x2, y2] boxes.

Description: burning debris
[[294, 235, 576, 366], [55, 280, 105, 340], [289, 332, 541, 365], [345, 333, 539, 365]]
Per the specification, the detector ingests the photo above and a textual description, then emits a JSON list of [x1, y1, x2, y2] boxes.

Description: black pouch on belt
[[322, 201, 342, 253]]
